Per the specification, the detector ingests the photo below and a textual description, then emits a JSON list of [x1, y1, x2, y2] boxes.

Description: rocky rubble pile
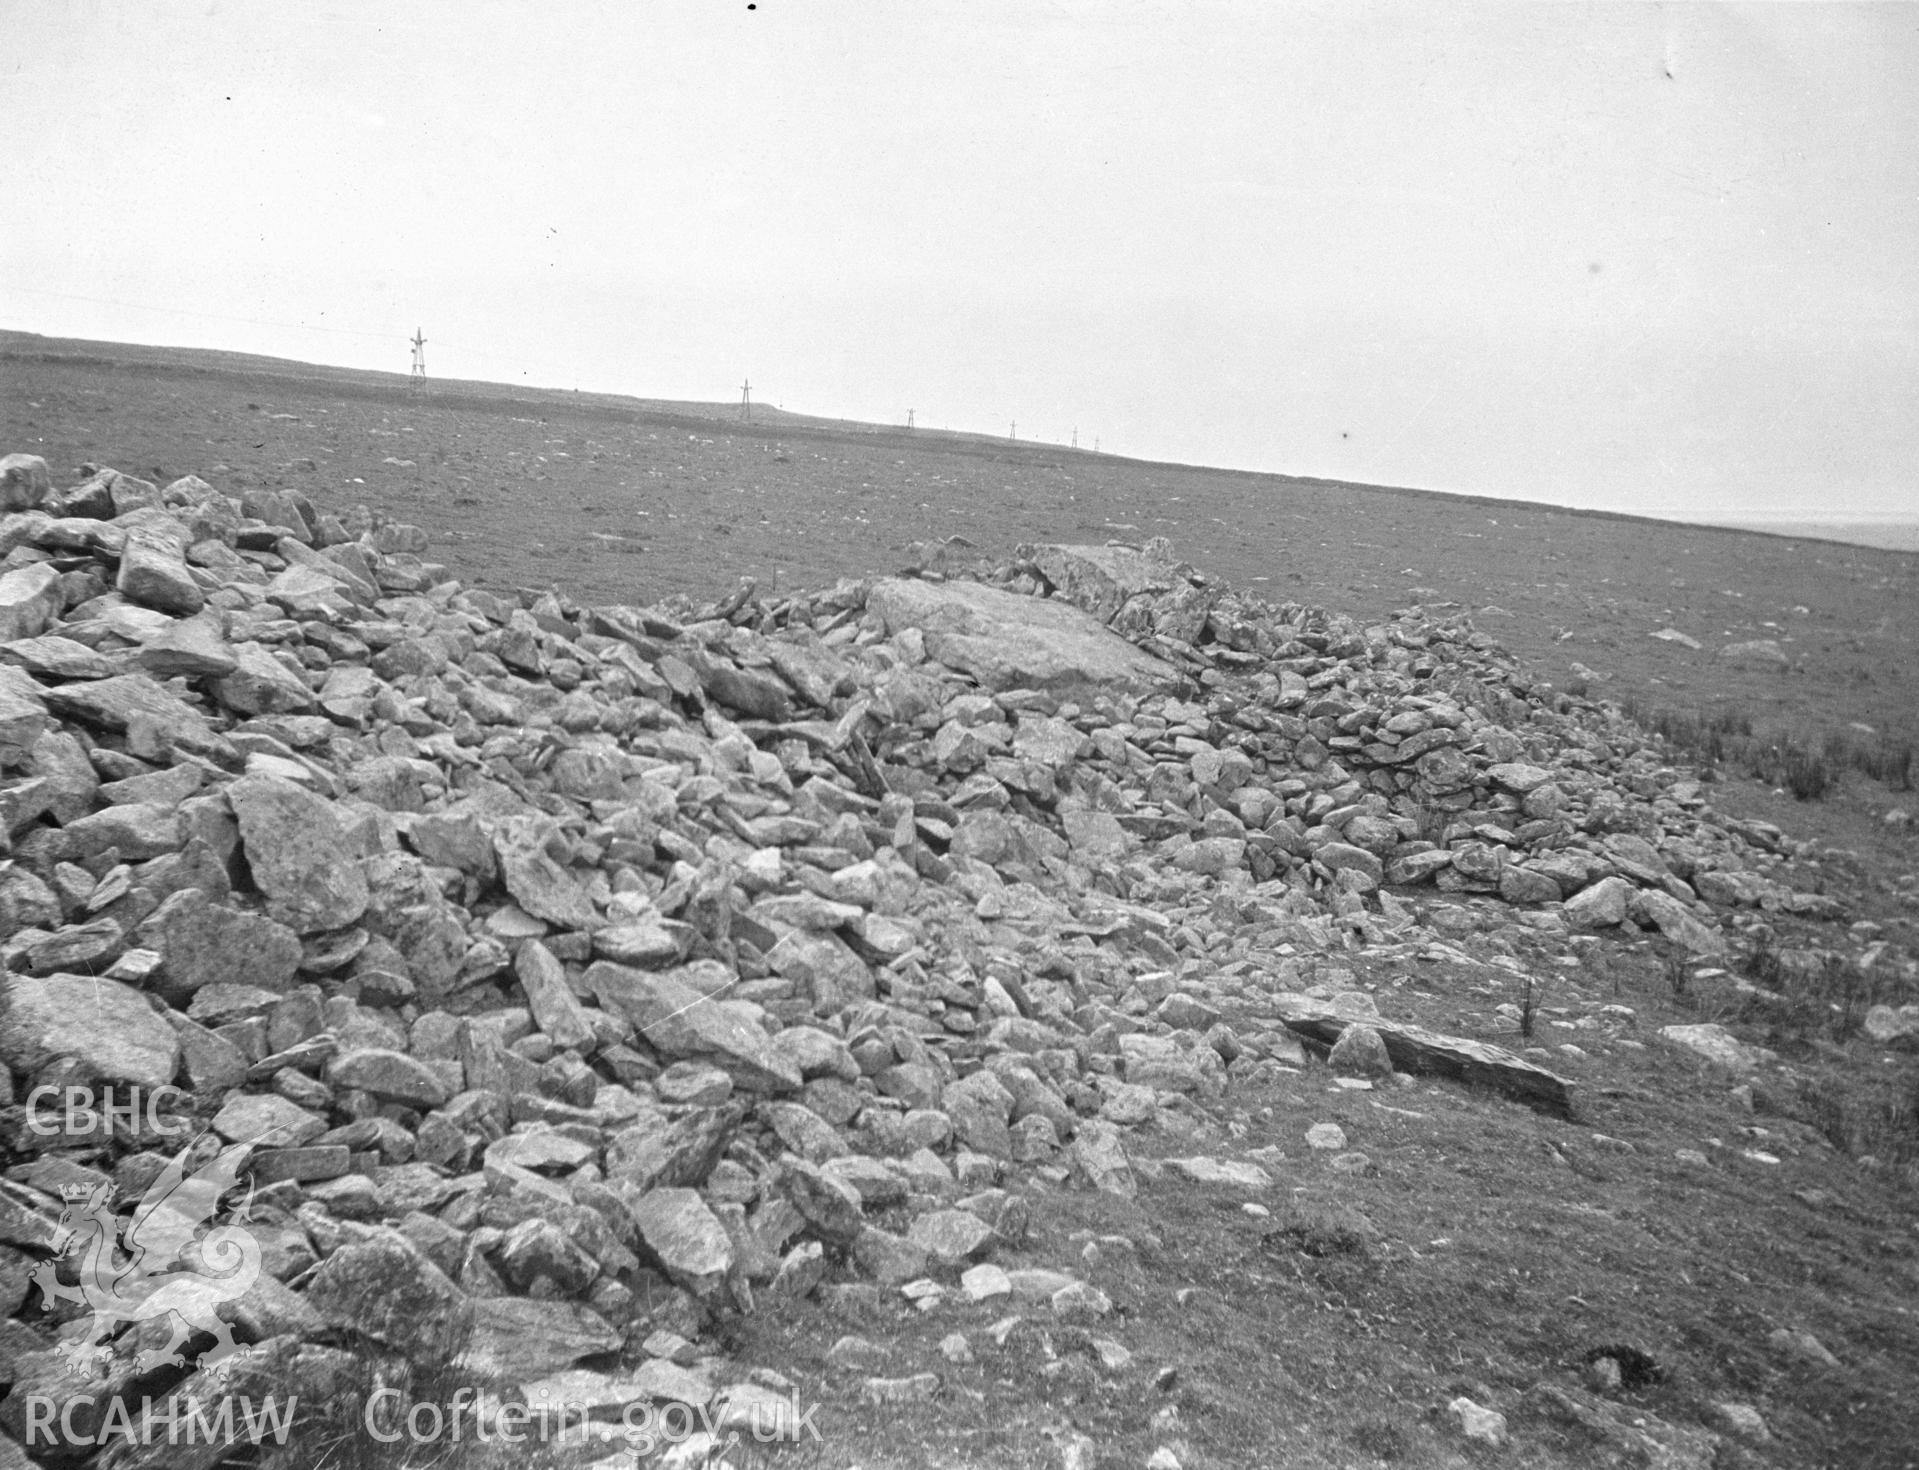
[[0, 451, 1862, 1464]]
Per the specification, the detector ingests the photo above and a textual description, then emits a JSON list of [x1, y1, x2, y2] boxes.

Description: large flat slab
[[1269, 995, 1575, 1116], [866, 577, 1176, 696], [585, 961, 801, 1092]]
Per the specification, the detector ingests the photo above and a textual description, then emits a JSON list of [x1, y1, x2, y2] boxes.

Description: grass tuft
[[1619, 696, 1914, 800]]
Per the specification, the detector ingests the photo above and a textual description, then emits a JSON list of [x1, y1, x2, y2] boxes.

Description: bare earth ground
[[4, 338, 1918, 1469]]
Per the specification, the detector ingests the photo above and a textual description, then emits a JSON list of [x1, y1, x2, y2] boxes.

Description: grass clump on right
[[1616, 695, 1914, 800]]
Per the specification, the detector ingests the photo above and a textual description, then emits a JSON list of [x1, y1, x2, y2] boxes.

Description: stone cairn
[[0, 450, 1855, 1464]]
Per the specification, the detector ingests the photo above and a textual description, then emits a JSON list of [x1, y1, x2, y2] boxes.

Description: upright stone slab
[[117, 520, 205, 615], [1029, 543, 1184, 622], [516, 938, 597, 1050]]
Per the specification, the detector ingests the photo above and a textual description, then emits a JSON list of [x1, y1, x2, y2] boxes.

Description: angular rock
[[1499, 865, 1564, 905], [306, 1229, 474, 1366], [1061, 807, 1132, 862], [1031, 542, 1184, 621], [1659, 1023, 1770, 1073], [458, 1297, 622, 1379], [1630, 888, 1727, 956], [1273, 996, 1573, 1115], [1327, 1023, 1394, 1077], [0, 700, 50, 782], [606, 1106, 738, 1193], [228, 773, 370, 932], [1070, 1120, 1137, 1200], [907, 1208, 996, 1266], [942, 1069, 1015, 1157], [212, 1091, 328, 1146], [592, 915, 690, 967], [0, 973, 180, 1086], [760, 1100, 848, 1163], [1863, 1004, 1919, 1046], [586, 961, 799, 1091], [214, 642, 316, 715], [766, 927, 875, 1010], [1448, 1396, 1509, 1445], [768, 637, 854, 709], [782, 1159, 866, 1244], [404, 808, 496, 878], [0, 453, 51, 511], [1486, 762, 1553, 794], [118, 521, 205, 615], [1564, 876, 1633, 929], [867, 576, 1177, 696], [1317, 841, 1383, 888], [628, 1187, 734, 1289], [691, 650, 792, 721], [327, 1047, 452, 1108], [850, 1225, 928, 1285], [136, 889, 303, 996], [58, 800, 183, 860], [486, 1130, 597, 1174], [494, 814, 600, 931], [961, 1262, 1012, 1302], [516, 938, 596, 1050], [1168, 1156, 1273, 1189], [0, 865, 62, 932], [43, 671, 233, 764], [165, 1009, 250, 1090], [0, 563, 64, 643], [769, 1239, 827, 1301], [498, 1216, 601, 1294], [656, 1060, 737, 1107]]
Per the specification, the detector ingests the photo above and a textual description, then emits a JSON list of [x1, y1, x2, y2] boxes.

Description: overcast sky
[[5, 2, 1915, 523]]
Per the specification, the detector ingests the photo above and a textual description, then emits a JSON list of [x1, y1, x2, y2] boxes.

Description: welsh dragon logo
[[31, 1138, 263, 1376]]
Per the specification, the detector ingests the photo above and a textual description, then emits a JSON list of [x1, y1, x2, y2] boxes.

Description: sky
[[4, 1, 1916, 524]]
